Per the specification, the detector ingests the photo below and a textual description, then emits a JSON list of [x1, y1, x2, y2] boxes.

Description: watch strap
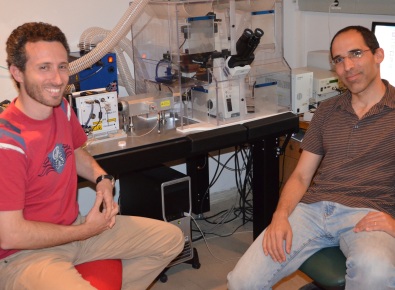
[[96, 174, 115, 186]]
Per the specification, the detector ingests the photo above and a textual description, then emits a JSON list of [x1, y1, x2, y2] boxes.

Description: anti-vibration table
[[86, 112, 299, 239]]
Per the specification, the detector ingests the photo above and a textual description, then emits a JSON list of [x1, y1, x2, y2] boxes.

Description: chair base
[[158, 247, 201, 283]]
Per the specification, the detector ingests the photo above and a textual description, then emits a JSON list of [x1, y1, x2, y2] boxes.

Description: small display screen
[[372, 22, 395, 86]]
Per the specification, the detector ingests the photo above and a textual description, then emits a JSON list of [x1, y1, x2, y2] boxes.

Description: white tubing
[[78, 27, 103, 51], [69, 0, 150, 76], [115, 46, 136, 95]]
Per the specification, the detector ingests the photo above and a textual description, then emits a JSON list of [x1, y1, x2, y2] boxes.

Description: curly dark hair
[[330, 25, 380, 59], [6, 22, 70, 72]]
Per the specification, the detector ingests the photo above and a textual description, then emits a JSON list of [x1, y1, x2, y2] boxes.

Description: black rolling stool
[[299, 247, 346, 290]]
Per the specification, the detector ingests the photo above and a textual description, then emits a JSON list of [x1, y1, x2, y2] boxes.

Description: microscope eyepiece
[[235, 28, 264, 59], [236, 29, 253, 57], [242, 28, 253, 38], [227, 27, 264, 69], [254, 28, 264, 38]]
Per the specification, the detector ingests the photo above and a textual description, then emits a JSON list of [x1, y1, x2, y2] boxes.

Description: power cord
[[83, 100, 102, 134], [198, 146, 254, 221], [127, 119, 159, 138], [197, 193, 239, 235], [198, 148, 240, 215], [191, 146, 253, 242], [184, 211, 244, 263], [90, 100, 103, 132]]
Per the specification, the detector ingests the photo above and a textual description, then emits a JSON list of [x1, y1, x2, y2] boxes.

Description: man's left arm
[[354, 211, 395, 237], [74, 147, 118, 219]]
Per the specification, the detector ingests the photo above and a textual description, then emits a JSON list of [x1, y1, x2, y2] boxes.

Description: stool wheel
[[159, 273, 168, 283], [192, 261, 201, 269]]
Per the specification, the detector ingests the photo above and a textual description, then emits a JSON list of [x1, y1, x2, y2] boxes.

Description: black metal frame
[[93, 112, 299, 238]]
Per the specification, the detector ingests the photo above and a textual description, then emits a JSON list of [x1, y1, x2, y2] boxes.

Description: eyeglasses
[[331, 49, 371, 65]]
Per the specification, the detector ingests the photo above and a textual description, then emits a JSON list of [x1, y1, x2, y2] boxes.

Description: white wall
[[1, 0, 393, 214], [0, 0, 129, 100], [2, 1, 393, 100], [283, 1, 395, 68]]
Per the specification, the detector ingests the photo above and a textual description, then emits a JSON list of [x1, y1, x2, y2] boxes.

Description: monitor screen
[[372, 22, 395, 86]]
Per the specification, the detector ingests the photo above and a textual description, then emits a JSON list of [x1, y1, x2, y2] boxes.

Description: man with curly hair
[[0, 22, 184, 290]]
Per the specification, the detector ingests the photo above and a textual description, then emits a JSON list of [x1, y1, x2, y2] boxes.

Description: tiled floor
[[148, 189, 312, 290]]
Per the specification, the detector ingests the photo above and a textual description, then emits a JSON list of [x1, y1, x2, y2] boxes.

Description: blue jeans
[[227, 202, 395, 290]]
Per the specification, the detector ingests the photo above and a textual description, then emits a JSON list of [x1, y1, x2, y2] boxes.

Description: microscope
[[192, 27, 264, 120]]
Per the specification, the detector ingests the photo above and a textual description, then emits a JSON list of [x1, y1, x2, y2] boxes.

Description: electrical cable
[[186, 212, 246, 263], [191, 145, 254, 244], [192, 204, 253, 240], [209, 150, 246, 172], [203, 208, 234, 221], [179, 38, 187, 49], [198, 152, 220, 215], [200, 195, 239, 234], [83, 102, 95, 129], [90, 100, 103, 132], [69, 65, 105, 86], [208, 150, 238, 185], [82, 99, 102, 135], [192, 221, 252, 241], [234, 145, 253, 223], [127, 119, 159, 138], [198, 149, 238, 214]]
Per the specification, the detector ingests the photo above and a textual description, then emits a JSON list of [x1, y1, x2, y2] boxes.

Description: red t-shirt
[[0, 98, 87, 259]]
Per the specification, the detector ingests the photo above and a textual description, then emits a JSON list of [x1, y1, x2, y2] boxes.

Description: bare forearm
[[75, 147, 117, 220], [2, 219, 92, 250], [75, 147, 107, 183], [0, 194, 113, 251], [274, 172, 310, 218], [274, 150, 322, 218]]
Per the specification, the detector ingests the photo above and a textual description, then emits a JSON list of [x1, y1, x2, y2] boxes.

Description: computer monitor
[[372, 22, 395, 86]]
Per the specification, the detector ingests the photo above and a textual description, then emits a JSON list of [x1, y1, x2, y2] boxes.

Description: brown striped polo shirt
[[300, 80, 395, 217]]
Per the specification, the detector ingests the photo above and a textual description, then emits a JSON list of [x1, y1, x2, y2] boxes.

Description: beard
[[23, 78, 65, 108]]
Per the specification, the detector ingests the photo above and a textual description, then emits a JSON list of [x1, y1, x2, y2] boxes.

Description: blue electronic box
[[69, 52, 118, 93]]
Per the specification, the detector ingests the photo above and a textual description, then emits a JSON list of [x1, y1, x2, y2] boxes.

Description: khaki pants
[[0, 215, 184, 290]]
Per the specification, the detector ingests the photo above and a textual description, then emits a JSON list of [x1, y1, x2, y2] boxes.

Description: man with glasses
[[228, 25, 395, 289]]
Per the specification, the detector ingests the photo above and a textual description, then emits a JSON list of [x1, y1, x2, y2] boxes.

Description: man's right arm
[[262, 150, 323, 262], [276, 150, 322, 217], [0, 192, 111, 251]]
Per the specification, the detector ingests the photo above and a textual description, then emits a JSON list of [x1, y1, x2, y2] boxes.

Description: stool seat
[[75, 259, 122, 290], [299, 247, 346, 290]]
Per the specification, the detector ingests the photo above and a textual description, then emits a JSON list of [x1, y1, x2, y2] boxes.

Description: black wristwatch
[[96, 174, 115, 187]]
